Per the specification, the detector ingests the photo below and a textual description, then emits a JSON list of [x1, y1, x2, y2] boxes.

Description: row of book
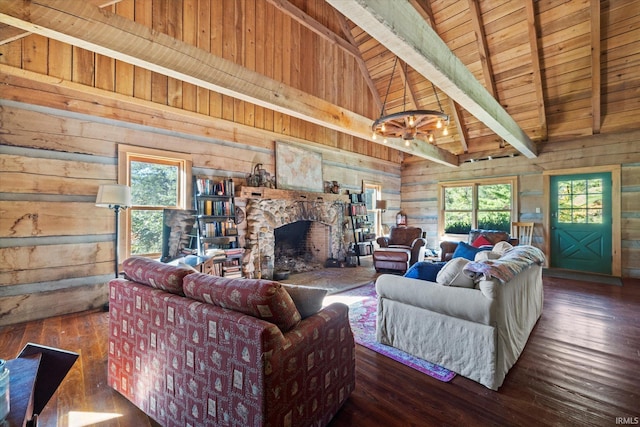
[[196, 177, 235, 196], [223, 247, 244, 257], [205, 260, 242, 277], [198, 199, 235, 216], [349, 193, 365, 203], [348, 203, 367, 216], [222, 261, 242, 278], [200, 221, 237, 238]]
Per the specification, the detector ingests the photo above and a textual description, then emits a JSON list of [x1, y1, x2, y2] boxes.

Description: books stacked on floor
[[205, 248, 227, 260], [222, 261, 242, 278], [224, 248, 244, 258]]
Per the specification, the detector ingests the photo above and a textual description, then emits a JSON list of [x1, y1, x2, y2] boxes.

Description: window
[[363, 181, 383, 237], [439, 177, 517, 235], [119, 145, 192, 258], [557, 177, 603, 224]]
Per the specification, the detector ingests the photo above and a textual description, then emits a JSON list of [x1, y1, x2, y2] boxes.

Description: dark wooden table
[[5, 354, 41, 427]]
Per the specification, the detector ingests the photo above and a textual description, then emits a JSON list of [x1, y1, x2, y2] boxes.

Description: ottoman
[[373, 246, 412, 273]]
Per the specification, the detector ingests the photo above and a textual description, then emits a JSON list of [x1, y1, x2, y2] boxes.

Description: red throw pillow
[[471, 235, 493, 248]]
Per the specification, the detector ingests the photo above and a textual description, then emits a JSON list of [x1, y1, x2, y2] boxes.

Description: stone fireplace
[[243, 188, 348, 279]]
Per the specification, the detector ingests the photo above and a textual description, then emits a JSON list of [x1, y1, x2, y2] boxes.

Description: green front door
[[550, 173, 612, 274]]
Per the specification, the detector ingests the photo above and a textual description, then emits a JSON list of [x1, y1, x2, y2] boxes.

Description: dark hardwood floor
[[1, 274, 639, 427]]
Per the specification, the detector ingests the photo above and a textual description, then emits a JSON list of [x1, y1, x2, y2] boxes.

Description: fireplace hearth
[[274, 220, 330, 273]]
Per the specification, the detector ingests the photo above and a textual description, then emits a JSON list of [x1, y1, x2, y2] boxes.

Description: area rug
[[325, 282, 456, 382]]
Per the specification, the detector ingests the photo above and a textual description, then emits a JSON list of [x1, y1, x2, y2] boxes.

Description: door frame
[[543, 165, 621, 276]]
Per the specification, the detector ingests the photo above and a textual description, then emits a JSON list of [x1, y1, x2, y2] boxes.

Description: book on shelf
[[196, 177, 235, 197], [198, 199, 235, 217], [349, 203, 367, 216]]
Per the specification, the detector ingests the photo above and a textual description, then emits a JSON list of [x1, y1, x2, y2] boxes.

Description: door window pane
[[557, 178, 603, 224]]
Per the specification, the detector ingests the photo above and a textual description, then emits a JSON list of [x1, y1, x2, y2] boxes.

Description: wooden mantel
[[237, 186, 348, 203]]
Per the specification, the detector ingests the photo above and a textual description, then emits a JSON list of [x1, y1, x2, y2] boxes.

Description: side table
[[5, 355, 41, 427], [3, 344, 78, 427]]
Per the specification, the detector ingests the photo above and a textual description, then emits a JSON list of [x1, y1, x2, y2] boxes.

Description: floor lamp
[[96, 184, 132, 278]]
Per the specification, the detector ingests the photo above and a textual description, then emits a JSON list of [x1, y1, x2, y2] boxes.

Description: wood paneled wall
[[0, 88, 400, 326], [0, 0, 398, 162], [402, 130, 640, 279]]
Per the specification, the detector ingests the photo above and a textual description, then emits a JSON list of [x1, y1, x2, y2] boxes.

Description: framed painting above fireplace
[[275, 142, 323, 192]]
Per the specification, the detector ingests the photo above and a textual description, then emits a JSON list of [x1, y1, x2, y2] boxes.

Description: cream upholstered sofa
[[375, 245, 545, 390]]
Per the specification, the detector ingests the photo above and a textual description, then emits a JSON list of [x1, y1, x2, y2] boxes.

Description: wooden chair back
[[511, 222, 534, 246]]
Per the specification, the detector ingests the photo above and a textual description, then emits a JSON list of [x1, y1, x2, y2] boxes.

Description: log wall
[[0, 92, 400, 326], [402, 131, 640, 279]]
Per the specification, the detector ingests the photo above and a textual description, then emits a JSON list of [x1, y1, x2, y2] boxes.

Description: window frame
[[362, 180, 383, 237], [118, 144, 192, 259], [438, 176, 518, 239]]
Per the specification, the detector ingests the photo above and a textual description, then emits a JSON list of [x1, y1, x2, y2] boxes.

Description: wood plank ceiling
[[0, 0, 638, 165]]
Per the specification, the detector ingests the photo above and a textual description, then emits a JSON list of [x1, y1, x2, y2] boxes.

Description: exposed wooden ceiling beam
[[334, 11, 383, 113], [398, 60, 418, 110], [265, 0, 362, 59], [0, 0, 458, 166], [409, 0, 468, 154], [524, 0, 548, 141], [327, 0, 538, 159], [265, 0, 384, 115], [408, 0, 435, 27], [467, 0, 497, 98], [0, 0, 122, 45], [449, 98, 468, 153]]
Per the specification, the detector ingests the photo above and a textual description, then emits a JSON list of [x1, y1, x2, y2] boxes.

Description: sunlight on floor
[[67, 411, 123, 427], [323, 294, 368, 307]]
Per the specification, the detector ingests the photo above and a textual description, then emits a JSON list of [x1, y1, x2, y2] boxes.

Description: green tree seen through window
[[130, 161, 179, 256], [443, 182, 513, 233]]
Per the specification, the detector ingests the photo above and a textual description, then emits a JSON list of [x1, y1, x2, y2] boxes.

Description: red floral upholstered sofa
[[108, 256, 355, 427]]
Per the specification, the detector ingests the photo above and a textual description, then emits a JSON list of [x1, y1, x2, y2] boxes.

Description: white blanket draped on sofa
[[463, 245, 545, 282]]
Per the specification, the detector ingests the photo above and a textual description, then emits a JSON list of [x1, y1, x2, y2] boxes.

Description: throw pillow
[[474, 251, 501, 262], [281, 284, 328, 319], [403, 261, 446, 282], [471, 235, 493, 248], [493, 241, 514, 255], [436, 258, 476, 288], [183, 275, 301, 332], [122, 256, 195, 295], [452, 241, 491, 261]]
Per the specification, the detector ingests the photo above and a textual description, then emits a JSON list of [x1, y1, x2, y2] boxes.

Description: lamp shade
[[96, 184, 132, 208], [376, 200, 387, 211]]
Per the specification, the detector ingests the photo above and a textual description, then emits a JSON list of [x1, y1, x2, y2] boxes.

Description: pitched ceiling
[[1, 0, 638, 166]]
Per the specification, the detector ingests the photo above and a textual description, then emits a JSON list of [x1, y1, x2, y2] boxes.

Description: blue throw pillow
[[403, 261, 446, 282], [452, 241, 491, 261]]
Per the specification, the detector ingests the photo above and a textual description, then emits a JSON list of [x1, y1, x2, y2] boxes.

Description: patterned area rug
[[325, 282, 456, 382]]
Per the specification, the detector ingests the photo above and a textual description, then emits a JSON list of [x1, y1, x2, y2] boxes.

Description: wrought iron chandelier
[[372, 57, 449, 146]]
